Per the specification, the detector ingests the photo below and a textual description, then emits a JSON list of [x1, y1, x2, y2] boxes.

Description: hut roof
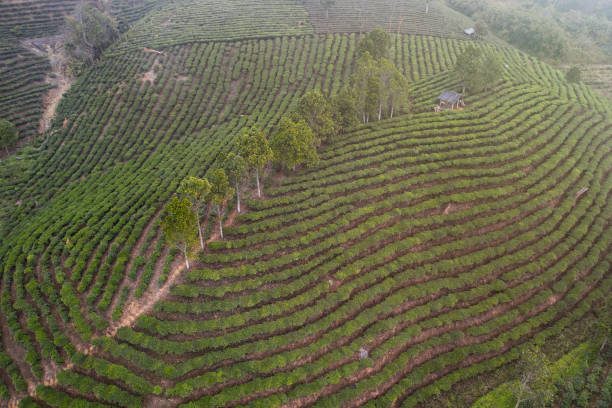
[[439, 90, 462, 104], [464, 27, 475, 35]]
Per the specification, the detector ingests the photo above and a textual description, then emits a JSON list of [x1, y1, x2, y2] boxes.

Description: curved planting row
[[301, 0, 474, 40], [3, 28, 611, 407], [36, 77, 611, 407], [0, 32, 382, 405], [0, 37, 51, 142]]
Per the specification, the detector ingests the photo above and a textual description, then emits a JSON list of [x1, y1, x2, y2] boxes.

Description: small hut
[[437, 91, 464, 111], [464, 27, 475, 36]]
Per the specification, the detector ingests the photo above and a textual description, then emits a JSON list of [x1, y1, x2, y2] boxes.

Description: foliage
[[565, 66, 582, 84], [357, 27, 390, 60], [512, 345, 556, 408], [161, 196, 198, 268], [295, 90, 337, 142], [208, 168, 233, 239], [0, 119, 17, 152], [331, 87, 359, 132], [178, 176, 211, 249], [221, 152, 248, 212], [455, 45, 504, 93], [270, 116, 319, 171], [237, 126, 273, 198], [65, 2, 119, 69]]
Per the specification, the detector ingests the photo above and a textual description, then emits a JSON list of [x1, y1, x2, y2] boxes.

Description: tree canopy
[[357, 27, 391, 60], [0, 119, 17, 153], [161, 196, 198, 269], [454, 45, 504, 93], [65, 2, 119, 71], [295, 90, 337, 143], [221, 152, 248, 213], [270, 116, 319, 171], [177, 176, 211, 249], [208, 168, 233, 239], [237, 127, 273, 198]]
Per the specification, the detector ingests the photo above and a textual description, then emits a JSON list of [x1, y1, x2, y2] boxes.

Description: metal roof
[[439, 91, 462, 104], [464, 28, 475, 35]]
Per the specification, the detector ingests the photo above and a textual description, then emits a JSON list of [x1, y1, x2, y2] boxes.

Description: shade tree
[[295, 90, 337, 143], [454, 45, 504, 93], [208, 168, 234, 240], [161, 196, 198, 269], [270, 116, 319, 171], [177, 176, 211, 249], [237, 127, 273, 198], [0, 119, 17, 153], [357, 27, 390, 60], [221, 152, 248, 213]]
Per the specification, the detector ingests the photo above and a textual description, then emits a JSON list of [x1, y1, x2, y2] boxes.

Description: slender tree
[[208, 169, 233, 240], [177, 176, 211, 249], [387, 65, 411, 118], [352, 51, 378, 123], [0, 119, 17, 153], [270, 116, 319, 171], [161, 196, 197, 269], [221, 152, 248, 213], [237, 127, 273, 198]]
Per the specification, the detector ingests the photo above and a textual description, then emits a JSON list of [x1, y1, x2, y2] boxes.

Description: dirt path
[[20, 34, 74, 135]]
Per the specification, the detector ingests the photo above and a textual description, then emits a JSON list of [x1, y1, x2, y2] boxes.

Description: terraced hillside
[[1, 1, 611, 407], [0, 37, 51, 142], [0, 0, 166, 146], [302, 0, 480, 39]]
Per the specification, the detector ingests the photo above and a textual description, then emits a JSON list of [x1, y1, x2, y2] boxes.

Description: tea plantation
[[0, 0, 610, 407]]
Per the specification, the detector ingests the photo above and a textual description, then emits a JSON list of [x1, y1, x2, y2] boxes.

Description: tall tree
[[221, 152, 248, 213], [320, 0, 335, 20], [481, 52, 504, 91], [357, 27, 391, 60], [0, 119, 17, 153], [387, 65, 411, 118], [455, 46, 503, 94], [161, 196, 197, 269], [295, 90, 337, 142], [331, 87, 359, 133], [237, 127, 273, 198], [352, 51, 379, 123], [454, 45, 483, 94], [208, 169, 233, 240], [512, 345, 556, 408], [177, 176, 211, 249], [270, 116, 319, 171]]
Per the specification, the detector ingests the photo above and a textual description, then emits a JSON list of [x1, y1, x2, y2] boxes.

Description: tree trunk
[[390, 105, 394, 118], [236, 184, 241, 213], [514, 385, 524, 408], [378, 103, 382, 120], [256, 168, 261, 198], [183, 244, 190, 269], [362, 111, 366, 123], [217, 204, 224, 239], [197, 214, 204, 249]]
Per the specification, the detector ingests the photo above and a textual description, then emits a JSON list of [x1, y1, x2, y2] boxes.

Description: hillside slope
[[0, 1, 611, 407]]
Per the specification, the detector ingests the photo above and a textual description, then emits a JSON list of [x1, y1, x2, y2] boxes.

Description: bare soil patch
[[20, 34, 74, 135]]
